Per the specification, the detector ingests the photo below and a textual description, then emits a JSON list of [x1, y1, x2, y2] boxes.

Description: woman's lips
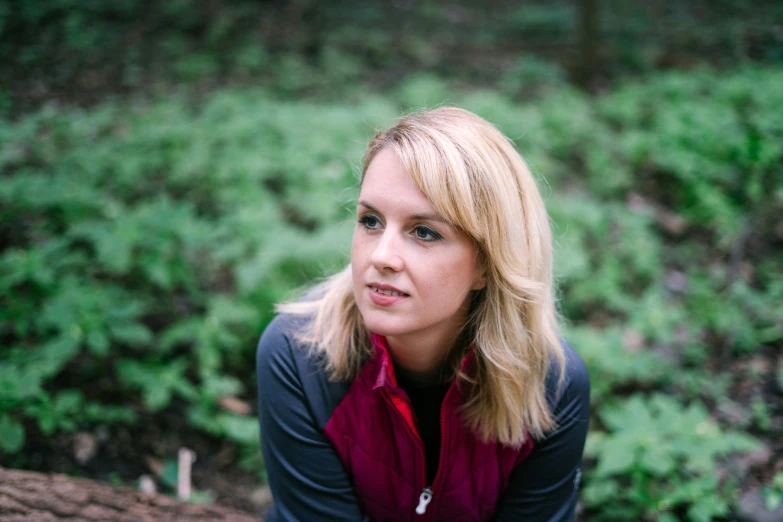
[[367, 284, 409, 306]]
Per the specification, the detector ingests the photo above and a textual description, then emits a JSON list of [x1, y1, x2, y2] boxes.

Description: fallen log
[[0, 466, 260, 522]]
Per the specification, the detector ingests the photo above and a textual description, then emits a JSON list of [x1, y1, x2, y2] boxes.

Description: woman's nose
[[369, 230, 404, 272]]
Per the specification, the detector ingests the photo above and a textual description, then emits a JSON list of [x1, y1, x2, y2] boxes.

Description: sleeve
[[492, 342, 591, 522], [256, 316, 369, 522]]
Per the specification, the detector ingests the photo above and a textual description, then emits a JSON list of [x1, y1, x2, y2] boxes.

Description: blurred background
[[1, 1, 782, 520]]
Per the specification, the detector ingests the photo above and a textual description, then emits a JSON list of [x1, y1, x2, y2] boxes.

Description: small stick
[[177, 448, 197, 501]]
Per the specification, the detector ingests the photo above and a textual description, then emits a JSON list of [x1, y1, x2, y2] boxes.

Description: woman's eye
[[359, 215, 380, 229], [414, 226, 442, 241]]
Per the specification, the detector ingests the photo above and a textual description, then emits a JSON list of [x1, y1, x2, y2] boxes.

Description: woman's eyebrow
[[357, 201, 382, 214], [358, 200, 448, 224], [409, 212, 448, 224]]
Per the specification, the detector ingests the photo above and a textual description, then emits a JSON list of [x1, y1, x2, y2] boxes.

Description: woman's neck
[[385, 327, 462, 380]]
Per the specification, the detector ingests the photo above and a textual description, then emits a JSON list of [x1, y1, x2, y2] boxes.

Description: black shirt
[[395, 367, 452, 485]]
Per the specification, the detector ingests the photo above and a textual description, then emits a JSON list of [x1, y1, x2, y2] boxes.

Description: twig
[[177, 447, 197, 502]]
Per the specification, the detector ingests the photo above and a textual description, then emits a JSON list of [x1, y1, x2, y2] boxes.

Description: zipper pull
[[415, 488, 433, 515]]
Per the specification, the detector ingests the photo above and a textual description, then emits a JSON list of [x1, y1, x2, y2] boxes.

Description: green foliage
[[750, 397, 773, 432], [763, 472, 783, 512], [117, 358, 197, 411], [397, 74, 453, 109], [584, 394, 760, 522], [0, 413, 24, 453], [564, 326, 672, 403], [1, 65, 781, 522], [23, 390, 136, 436], [498, 56, 567, 96]]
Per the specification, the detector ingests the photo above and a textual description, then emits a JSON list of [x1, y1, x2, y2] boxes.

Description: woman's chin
[[359, 310, 414, 338]]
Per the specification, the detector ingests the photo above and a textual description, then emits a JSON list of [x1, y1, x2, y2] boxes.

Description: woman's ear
[[472, 251, 488, 291], [471, 273, 487, 291]]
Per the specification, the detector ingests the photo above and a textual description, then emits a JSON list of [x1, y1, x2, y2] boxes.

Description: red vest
[[324, 335, 535, 522]]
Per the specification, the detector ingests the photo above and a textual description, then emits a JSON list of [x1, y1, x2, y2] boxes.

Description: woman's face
[[351, 147, 486, 345]]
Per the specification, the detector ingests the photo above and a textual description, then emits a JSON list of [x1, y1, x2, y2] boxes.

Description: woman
[[256, 107, 590, 522]]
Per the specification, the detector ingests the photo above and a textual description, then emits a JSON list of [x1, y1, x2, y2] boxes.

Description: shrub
[[583, 394, 759, 522]]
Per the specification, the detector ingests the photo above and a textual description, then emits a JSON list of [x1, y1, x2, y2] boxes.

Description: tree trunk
[[0, 467, 261, 522], [576, 0, 600, 88]]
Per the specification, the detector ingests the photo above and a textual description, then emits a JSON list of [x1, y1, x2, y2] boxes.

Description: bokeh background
[[1, 1, 782, 520]]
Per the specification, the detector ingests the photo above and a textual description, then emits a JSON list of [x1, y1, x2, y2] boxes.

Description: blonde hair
[[278, 107, 565, 446]]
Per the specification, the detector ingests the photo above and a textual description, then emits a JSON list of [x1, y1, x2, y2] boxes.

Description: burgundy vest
[[324, 335, 535, 522]]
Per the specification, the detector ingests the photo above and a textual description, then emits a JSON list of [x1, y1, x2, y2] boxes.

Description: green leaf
[[0, 414, 25, 453], [143, 386, 172, 411], [38, 414, 56, 435], [146, 261, 172, 289], [686, 497, 726, 522], [54, 390, 83, 412], [97, 229, 134, 274], [86, 330, 110, 356], [160, 320, 199, 352], [641, 446, 675, 476], [35, 336, 81, 378], [0, 363, 42, 401], [582, 479, 619, 505], [161, 459, 179, 489], [596, 441, 637, 477], [111, 323, 153, 348], [764, 487, 783, 511], [218, 413, 259, 445]]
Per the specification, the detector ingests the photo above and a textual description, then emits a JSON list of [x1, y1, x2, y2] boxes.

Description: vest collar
[[369, 333, 476, 390]]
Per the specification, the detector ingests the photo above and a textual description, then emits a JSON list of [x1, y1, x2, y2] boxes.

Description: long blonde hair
[[278, 107, 565, 446]]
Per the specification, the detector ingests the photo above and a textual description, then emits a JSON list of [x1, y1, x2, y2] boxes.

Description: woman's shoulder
[[259, 311, 301, 335], [256, 313, 353, 430], [543, 338, 591, 414], [559, 338, 590, 391], [256, 313, 317, 373]]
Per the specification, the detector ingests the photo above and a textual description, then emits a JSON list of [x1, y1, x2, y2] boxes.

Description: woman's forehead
[[360, 149, 436, 211]]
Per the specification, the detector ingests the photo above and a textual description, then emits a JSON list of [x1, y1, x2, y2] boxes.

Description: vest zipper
[[416, 488, 433, 514], [382, 387, 431, 517], [418, 382, 452, 517], [382, 378, 457, 519]]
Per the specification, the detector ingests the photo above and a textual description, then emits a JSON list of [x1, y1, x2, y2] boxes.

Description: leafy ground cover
[[1, 67, 782, 520]]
